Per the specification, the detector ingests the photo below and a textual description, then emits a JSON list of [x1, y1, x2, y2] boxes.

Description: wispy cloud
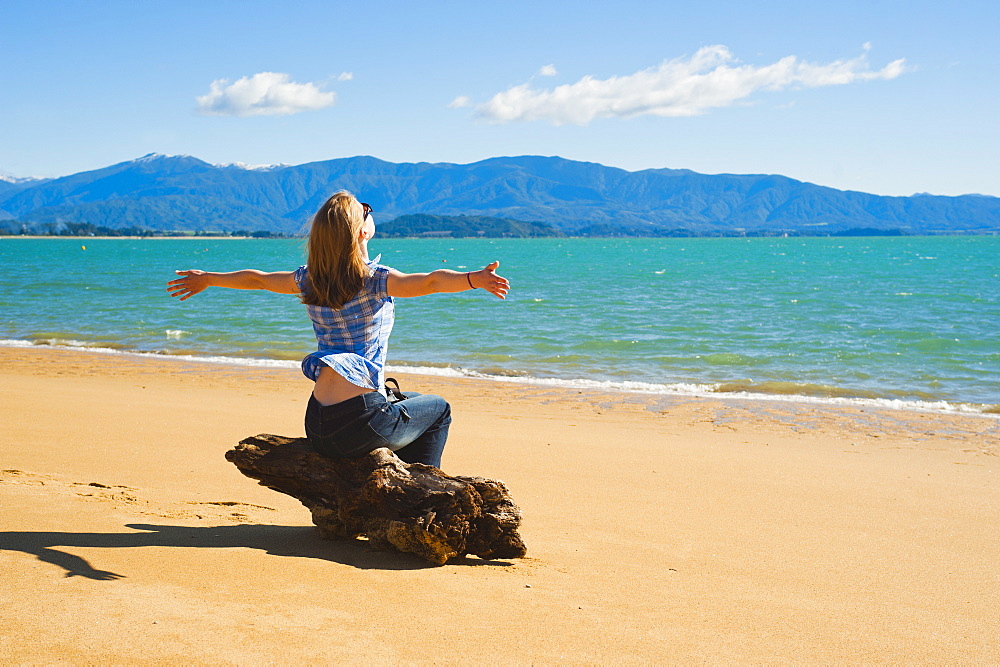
[[468, 46, 907, 125], [197, 72, 336, 117], [537, 64, 558, 77]]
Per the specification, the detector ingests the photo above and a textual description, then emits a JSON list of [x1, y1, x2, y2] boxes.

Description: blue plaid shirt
[[293, 260, 395, 393]]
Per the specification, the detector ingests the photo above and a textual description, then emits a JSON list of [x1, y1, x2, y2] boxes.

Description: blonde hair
[[302, 191, 370, 309]]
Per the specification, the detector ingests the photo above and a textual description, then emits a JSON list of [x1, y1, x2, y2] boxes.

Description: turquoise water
[[1, 236, 997, 411]]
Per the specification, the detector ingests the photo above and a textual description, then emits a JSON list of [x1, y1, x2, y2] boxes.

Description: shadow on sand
[[0, 523, 514, 579]]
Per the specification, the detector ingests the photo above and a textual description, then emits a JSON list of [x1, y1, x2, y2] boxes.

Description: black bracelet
[[466, 272, 475, 289]]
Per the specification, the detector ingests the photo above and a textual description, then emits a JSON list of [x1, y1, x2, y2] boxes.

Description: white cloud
[[197, 72, 335, 117], [471, 46, 908, 125], [447, 95, 471, 109], [337, 72, 354, 81], [537, 64, 558, 77]]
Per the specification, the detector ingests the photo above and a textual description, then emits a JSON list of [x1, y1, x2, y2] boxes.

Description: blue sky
[[1, 0, 997, 196]]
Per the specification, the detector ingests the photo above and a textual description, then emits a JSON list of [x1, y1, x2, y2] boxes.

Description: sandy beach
[[1, 345, 997, 663]]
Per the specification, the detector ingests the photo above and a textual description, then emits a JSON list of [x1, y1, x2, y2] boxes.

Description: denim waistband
[[309, 391, 386, 420]]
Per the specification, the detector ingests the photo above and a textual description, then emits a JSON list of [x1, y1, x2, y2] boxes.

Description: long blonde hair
[[302, 191, 370, 309]]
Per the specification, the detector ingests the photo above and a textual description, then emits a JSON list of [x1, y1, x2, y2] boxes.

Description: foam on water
[[387, 361, 998, 416], [0, 338, 300, 369]]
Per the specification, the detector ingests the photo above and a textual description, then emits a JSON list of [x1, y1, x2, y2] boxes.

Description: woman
[[166, 191, 509, 468]]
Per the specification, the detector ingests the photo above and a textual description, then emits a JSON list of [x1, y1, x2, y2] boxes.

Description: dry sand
[[1, 346, 998, 663]]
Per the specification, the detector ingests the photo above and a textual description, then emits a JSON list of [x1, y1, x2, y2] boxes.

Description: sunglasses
[[361, 202, 373, 221]]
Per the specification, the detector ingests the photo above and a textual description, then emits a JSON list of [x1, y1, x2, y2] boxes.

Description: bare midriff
[[313, 366, 377, 406]]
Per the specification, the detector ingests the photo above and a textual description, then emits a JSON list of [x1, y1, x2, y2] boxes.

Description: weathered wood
[[225, 434, 526, 565]]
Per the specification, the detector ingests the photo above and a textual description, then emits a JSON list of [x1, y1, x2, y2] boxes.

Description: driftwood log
[[225, 434, 526, 565]]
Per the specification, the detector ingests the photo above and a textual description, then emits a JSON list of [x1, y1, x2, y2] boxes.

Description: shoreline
[[3, 337, 997, 417], [3, 344, 998, 462], [2, 344, 998, 662], [0, 235, 273, 240]]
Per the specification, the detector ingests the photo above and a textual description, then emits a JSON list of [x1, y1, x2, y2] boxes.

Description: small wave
[[155, 353, 300, 369], [25, 337, 130, 351], [0, 339, 34, 348], [710, 382, 994, 415], [472, 366, 531, 378], [0, 338, 300, 369], [714, 380, 882, 400], [0, 338, 150, 358]]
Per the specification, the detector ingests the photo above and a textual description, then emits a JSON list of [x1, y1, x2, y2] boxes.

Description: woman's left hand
[[469, 261, 510, 299]]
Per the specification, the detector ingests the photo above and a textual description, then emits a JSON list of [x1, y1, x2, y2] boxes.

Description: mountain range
[[1, 153, 998, 236]]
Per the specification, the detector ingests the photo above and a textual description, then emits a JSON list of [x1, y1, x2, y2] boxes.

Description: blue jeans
[[304, 391, 451, 468]]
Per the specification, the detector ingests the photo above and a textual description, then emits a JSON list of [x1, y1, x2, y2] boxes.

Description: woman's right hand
[[167, 270, 211, 301]]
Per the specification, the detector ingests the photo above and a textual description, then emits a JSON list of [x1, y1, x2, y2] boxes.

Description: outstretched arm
[[387, 261, 510, 299], [167, 269, 298, 301]]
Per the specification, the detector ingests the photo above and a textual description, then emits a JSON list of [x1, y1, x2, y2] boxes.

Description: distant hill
[[0, 176, 50, 220], [1, 153, 997, 236], [378, 214, 564, 238]]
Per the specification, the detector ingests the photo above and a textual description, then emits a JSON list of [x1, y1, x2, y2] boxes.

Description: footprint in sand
[[1, 469, 276, 522]]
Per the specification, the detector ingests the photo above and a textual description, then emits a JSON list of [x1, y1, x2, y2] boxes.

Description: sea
[[1, 235, 997, 414]]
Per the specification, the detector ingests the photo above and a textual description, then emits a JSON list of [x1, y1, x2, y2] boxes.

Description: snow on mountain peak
[[216, 161, 288, 171]]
